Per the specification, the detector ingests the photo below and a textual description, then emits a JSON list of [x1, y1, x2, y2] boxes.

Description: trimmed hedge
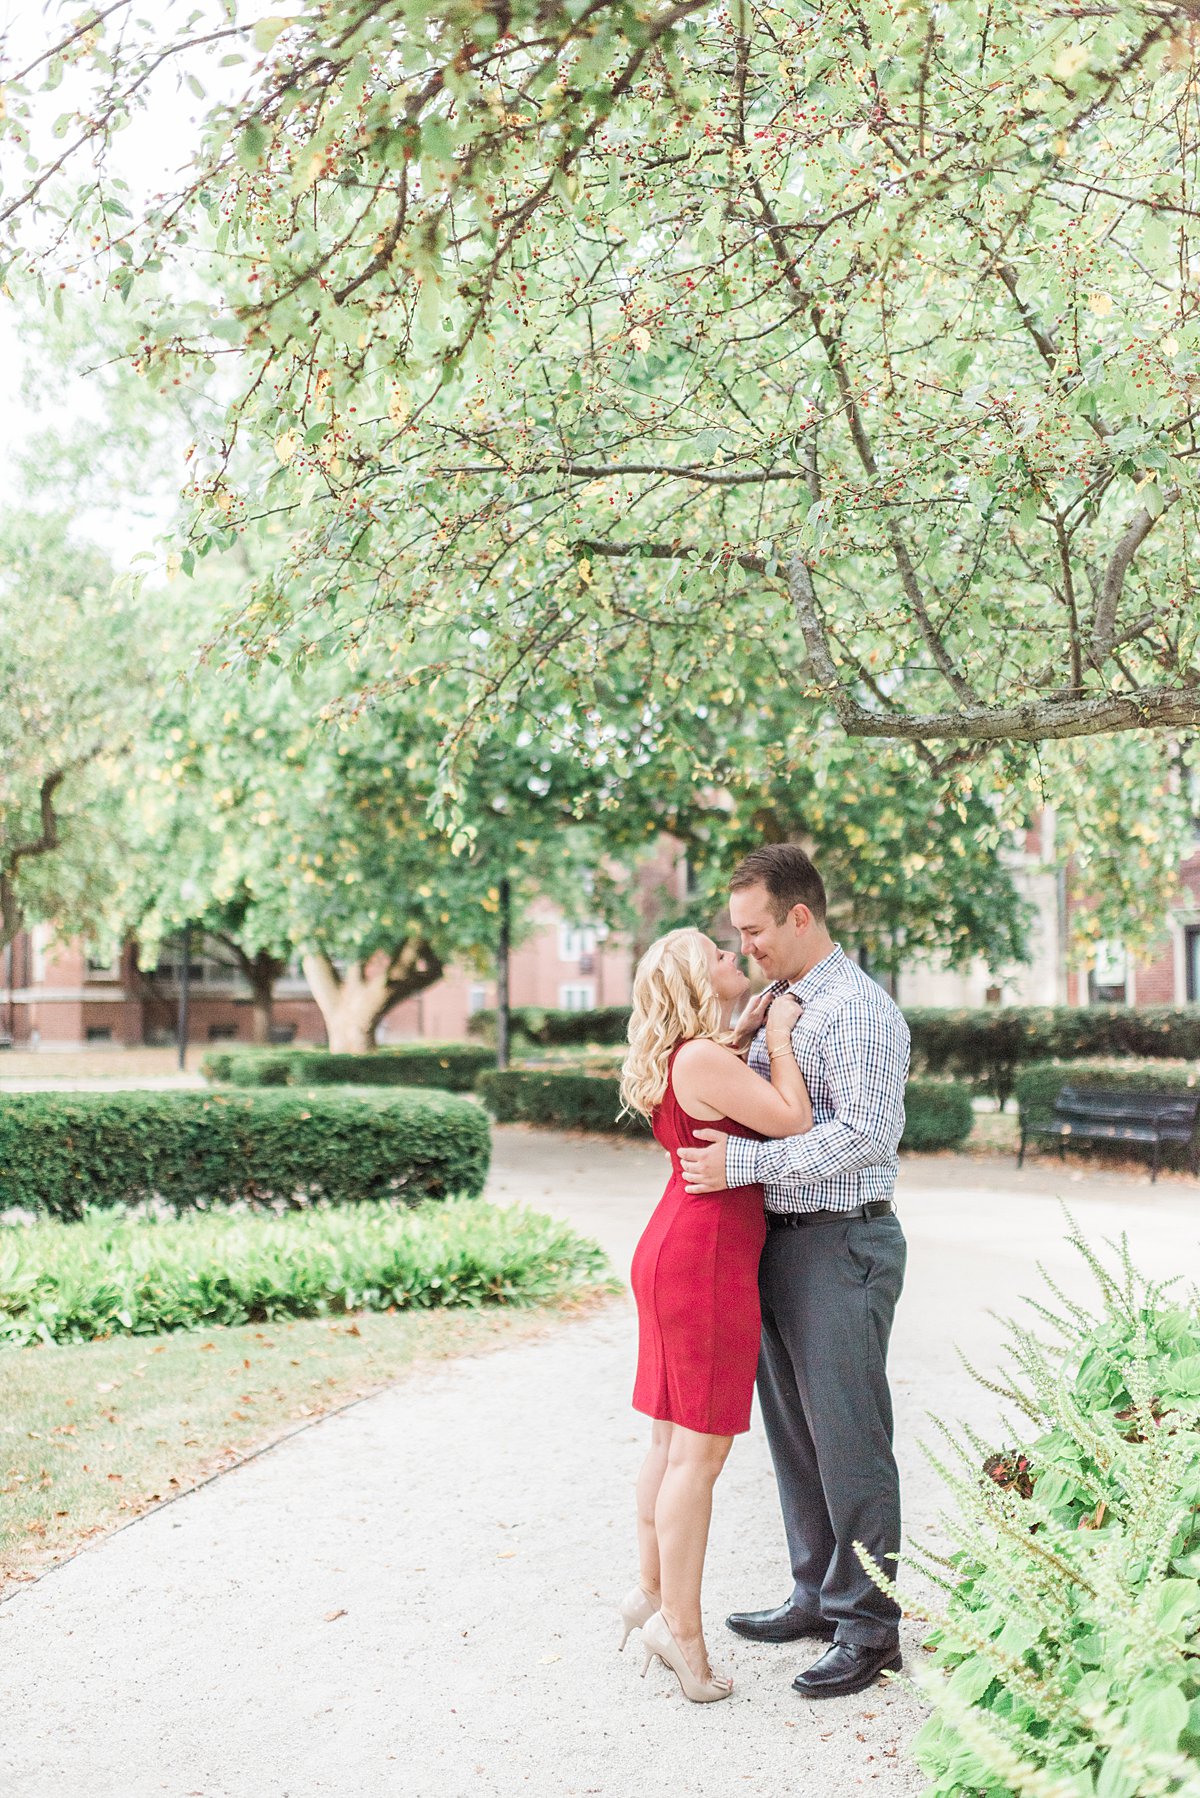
[[476, 1068, 973, 1152], [0, 1089, 491, 1219], [1013, 1057, 1200, 1117], [203, 1043, 494, 1092], [468, 1005, 632, 1048], [471, 1001, 1200, 1104], [900, 1080, 975, 1152], [907, 1004, 1200, 1104], [476, 1069, 651, 1135]]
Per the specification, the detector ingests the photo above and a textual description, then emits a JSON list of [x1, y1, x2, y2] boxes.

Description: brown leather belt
[[766, 1200, 895, 1229]]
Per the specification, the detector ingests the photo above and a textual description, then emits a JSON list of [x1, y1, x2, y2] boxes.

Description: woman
[[618, 928, 811, 1703]]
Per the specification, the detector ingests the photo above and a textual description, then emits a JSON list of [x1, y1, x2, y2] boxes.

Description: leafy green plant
[[871, 1223, 1200, 1798], [0, 1089, 491, 1218], [0, 1199, 612, 1346]]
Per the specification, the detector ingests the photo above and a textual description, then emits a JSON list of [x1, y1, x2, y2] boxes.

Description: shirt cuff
[[726, 1134, 761, 1190]]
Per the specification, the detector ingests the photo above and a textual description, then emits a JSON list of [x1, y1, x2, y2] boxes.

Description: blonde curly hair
[[620, 927, 729, 1120]]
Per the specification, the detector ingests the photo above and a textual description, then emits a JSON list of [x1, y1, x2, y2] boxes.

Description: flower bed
[[0, 1199, 611, 1345]]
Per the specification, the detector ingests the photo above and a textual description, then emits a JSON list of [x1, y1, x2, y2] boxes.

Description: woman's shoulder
[[673, 1036, 734, 1066]]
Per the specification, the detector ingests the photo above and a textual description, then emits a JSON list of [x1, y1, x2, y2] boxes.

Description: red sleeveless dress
[[630, 1045, 766, 1435]]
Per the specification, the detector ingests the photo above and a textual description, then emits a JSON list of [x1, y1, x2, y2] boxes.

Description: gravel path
[[2, 1132, 1198, 1798]]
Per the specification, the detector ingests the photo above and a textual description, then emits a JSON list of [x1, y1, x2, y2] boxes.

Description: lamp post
[[177, 881, 197, 1073], [496, 875, 511, 1071], [177, 921, 192, 1072]]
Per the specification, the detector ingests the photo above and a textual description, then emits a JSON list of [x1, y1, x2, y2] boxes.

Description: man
[[678, 844, 909, 1700]]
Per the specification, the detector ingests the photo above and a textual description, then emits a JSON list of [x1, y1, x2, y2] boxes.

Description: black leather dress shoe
[[792, 1640, 902, 1699], [725, 1602, 836, 1643]]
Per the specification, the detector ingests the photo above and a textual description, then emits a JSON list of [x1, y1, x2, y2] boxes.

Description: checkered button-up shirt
[[724, 945, 910, 1214]]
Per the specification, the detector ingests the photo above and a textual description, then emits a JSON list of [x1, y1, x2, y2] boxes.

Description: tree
[[4, 2, 1200, 757], [122, 619, 678, 1050], [0, 508, 146, 952]]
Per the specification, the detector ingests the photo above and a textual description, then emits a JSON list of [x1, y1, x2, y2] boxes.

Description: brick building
[[5, 817, 1198, 1050]]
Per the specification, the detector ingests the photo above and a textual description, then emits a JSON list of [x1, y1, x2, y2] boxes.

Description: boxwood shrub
[[477, 1069, 651, 1135], [476, 1068, 973, 1152], [901, 1080, 975, 1152], [467, 1001, 1200, 1104], [907, 1004, 1200, 1104], [203, 1043, 494, 1092], [468, 1006, 632, 1048], [0, 1089, 491, 1219]]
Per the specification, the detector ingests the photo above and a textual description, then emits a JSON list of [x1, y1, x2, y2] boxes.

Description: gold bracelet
[[768, 1045, 793, 1062]]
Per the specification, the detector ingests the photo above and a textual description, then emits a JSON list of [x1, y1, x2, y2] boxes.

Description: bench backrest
[[1055, 1084, 1200, 1137]]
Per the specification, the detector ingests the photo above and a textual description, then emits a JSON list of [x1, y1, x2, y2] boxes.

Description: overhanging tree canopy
[[3, 1, 1200, 760]]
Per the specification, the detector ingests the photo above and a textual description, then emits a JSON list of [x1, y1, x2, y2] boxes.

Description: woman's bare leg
[[655, 1424, 734, 1679], [635, 1419, 672, 1595]]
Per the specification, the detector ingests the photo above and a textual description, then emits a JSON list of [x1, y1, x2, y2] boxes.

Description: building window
[[85, 949, 121, 981], [558, 923, 597, 962], [207, 1023, 238, 1041], [85, 1025, 113, 1043], [467, 984, 490, 1016], [558, 983, 596, 1012], [1088, 940, 1127, 1005]]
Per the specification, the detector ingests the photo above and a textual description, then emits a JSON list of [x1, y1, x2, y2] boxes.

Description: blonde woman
[[618, 928, 812, 1703]]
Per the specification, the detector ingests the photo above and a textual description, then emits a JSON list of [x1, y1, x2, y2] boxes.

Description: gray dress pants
[[756, 1211, 906, 1647]]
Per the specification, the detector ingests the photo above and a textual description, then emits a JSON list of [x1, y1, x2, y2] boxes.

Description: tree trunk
[[301, 942, 443, 1053], [248, 952, 281, 1045], [216, 938, 287, 1046]]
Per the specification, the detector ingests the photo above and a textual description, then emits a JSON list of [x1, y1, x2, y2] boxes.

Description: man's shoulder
[[811, 960, 908, 1037]]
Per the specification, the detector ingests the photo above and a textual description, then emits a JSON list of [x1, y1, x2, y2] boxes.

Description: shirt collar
[[784, 944, 846, 1004]]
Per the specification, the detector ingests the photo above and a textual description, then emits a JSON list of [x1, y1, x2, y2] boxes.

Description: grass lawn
[[0, 1293, 609, 1591]]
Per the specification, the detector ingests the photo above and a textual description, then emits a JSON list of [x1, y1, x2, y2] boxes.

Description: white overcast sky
[[0, 0, 294, 562]]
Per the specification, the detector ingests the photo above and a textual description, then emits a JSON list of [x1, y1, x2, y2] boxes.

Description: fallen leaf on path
[[324, 1609, 347, 1623]]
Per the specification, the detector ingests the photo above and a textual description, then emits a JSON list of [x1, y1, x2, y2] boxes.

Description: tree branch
[[1090, 491, 1178, 663]]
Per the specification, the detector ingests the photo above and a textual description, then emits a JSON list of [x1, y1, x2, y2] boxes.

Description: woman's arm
[[672, 1002, 812, 1139]]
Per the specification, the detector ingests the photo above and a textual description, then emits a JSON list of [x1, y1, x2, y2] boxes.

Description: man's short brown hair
[[729, 844, 827, 924]]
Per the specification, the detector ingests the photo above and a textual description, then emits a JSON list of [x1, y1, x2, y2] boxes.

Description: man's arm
[[724, 1001, 909, 1189]]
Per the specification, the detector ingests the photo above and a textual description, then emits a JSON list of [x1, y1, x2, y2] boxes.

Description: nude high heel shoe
[[639, 1610, 733, 1703], [617, 1583, 660, 1652]]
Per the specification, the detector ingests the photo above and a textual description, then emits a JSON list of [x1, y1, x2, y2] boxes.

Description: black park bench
[[1017, 1084, 1200, 1183]]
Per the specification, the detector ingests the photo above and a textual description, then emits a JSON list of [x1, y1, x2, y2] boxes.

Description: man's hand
[[679, 1129, 729, 1193], [731, 988, 774, 1054]]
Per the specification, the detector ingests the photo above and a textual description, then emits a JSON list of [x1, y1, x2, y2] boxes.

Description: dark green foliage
[[477, 1069, 972, 1152], [201, 1043, 495, 1091], [468, 1006, 632, 1048], [0, 1199, 611, 1346], [901, 1082, 975, 1153], [467, 1003, 1200, 1106], [476, 1069, 651, 1136], [908, 1006, 1200, 1105], [0, 1089, 491, 1218]]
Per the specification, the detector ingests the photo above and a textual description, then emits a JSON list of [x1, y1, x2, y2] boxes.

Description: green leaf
[[1126, 1682, 1188, 1751]]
